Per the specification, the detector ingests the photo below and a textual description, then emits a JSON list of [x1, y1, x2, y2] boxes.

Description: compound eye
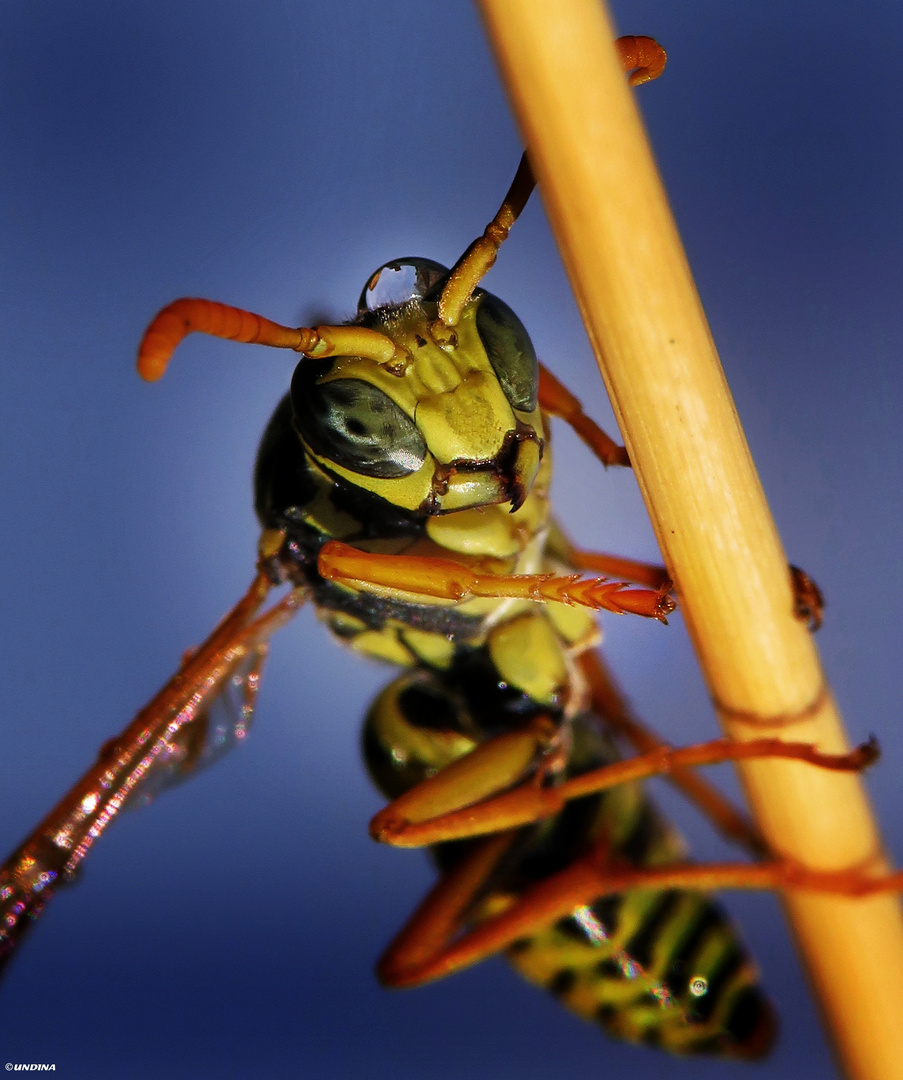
[[291, 361, 427, 479], [475, 292, 538, 412], [358, 258, 449, 314]]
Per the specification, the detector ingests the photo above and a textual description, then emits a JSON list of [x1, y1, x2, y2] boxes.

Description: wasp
[[0, 33, 897, 1061]]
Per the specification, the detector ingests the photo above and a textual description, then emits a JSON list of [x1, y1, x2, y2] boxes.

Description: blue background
[[2, 2, 902, 1077]]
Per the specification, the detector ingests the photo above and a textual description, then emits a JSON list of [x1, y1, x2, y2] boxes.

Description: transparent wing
[[0, 576, 306, 970], [128, 642, 266, 808]]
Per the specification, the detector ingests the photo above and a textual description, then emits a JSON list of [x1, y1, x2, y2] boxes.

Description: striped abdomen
[[363, 658, 775, 1058]]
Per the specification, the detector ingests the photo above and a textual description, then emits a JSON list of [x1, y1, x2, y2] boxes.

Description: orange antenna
[[137, 297, 407, 382]]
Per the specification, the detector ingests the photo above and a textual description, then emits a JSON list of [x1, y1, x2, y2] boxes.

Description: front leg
[[541, 367, 824, 628], [318, 541, 675, 621]]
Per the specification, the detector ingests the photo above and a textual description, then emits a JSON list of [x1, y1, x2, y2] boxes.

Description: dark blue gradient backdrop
[[2, 2, 902, 1077]]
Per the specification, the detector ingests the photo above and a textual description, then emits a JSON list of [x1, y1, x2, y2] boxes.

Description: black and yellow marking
[[248, 170, 773, 1057], [362, 659, 774, 1057]]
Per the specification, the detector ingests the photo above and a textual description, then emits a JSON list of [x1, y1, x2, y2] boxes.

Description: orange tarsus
[[616, 35, 667, 86], [790, 564, 825, 631]]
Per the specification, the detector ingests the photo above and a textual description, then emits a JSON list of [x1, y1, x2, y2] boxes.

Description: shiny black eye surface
[[358, 258, 449, 314], [291, 360, 427, 479], [475, 292, 538, 412]]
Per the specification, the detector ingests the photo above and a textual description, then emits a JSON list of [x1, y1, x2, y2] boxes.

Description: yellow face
[[289, 263, 545, 516]]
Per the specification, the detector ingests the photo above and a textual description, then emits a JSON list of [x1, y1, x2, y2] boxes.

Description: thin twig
[[475, 1, 903, 1075]]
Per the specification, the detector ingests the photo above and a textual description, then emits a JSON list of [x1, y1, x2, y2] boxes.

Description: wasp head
[[289, 259, 544, 517]]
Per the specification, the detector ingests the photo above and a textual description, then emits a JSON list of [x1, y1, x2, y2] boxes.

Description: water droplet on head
[[358, 259, 448, 314]]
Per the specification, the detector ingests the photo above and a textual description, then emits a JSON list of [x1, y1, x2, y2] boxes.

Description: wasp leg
[[538, 363, 631, 468], [555, 735, 878, 802], [790, 563, 824, 631], [616, 34, 668, 86], [546, 518, 671, 591], [318, 541, 675, 621], [580, 651, 767, 855], [379, 842, 903, 989], [377, 830, 522, 987], [538, 370, 823, 631], [569, 549, 672, 590], [435, 36, 666, 330], [565, 549, 822, 630], [557, 536, 823, 630], [372, 728, 877, 848], [370, 714, 561, 846], [137, 298, 405, 382], [545, 519, 672, 595]]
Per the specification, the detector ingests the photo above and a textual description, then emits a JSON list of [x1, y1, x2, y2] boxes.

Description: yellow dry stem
[[474, 0, 903, 1075]]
